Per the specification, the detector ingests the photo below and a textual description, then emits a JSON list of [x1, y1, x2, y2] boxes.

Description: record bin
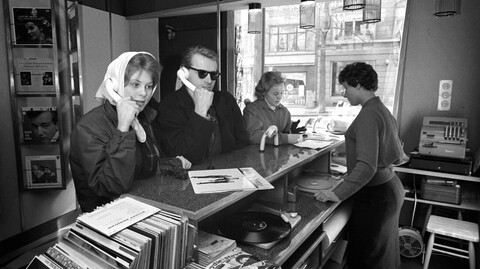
[[420, 177, 462, 205]]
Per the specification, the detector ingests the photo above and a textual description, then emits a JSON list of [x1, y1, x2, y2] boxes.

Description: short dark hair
[[254, 71, 285, 100], [180, 45, 218, 67], [124, 53, 162, 88], [27, 110, 58, 124], [338, 62, 378, 92]]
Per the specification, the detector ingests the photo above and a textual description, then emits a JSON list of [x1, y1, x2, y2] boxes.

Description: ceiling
[[77, 0, 312, 20]]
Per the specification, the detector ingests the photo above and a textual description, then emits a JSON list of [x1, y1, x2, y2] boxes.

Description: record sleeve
[[22, 107, 58, 143], [69, 222, 137, 266], [45, 246, 84, 269], [206, 247, 280, 269], [26, 254, 62, 269], [131, 222, 160, 269], [76, 196, 160, 236], [115, 229, 151, 269], [12, 8, 53, 45], [65, 231, 130, 268], [188, 168, 273, 194], [15, 58, 55, 94], [24, 155, 62, 189], [55, 238, 118, 269]]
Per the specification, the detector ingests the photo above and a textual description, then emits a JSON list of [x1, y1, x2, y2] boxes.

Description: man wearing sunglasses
[[157, 45, 250, 165]]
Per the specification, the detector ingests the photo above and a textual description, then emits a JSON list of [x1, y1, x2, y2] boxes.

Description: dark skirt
[[346, 175, 404, 269]]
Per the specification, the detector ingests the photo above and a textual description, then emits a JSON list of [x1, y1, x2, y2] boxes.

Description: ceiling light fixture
[[300, 0, 316, 29], [363, 0, 382, 23], [343, 0, 365, 10], [248, 3, 262, 34], [434, 0, 460, 17]]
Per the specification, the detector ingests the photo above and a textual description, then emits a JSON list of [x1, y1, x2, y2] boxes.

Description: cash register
[[410, 117, 472, 175]]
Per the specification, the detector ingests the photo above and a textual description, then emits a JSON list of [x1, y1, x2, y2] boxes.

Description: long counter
[[127, 137, 347, 266]]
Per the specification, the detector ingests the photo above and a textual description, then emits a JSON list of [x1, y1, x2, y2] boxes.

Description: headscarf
[[95, 51, 157, 143]]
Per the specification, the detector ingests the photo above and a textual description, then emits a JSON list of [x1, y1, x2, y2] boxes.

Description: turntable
[[295, 172, 344, 194], [218, 211, 292, 249]]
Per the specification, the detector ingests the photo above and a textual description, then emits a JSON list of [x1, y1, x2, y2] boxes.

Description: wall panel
[[398, 0, 480, 156]]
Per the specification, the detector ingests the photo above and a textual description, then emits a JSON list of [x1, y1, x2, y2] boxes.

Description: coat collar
[[257, 99, 285, 111]]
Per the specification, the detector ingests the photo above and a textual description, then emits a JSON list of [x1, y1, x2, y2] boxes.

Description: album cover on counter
[[188, 167, 273, 194]]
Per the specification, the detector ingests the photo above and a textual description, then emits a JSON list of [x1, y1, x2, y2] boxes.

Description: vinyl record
[[218, 211, 291, 243]]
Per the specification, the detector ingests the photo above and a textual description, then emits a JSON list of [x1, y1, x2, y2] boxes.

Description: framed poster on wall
[[12, 7, 53, 45]]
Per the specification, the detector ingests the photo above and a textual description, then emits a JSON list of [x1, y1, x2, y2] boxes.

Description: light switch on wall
[[437, 80, 452, 111]]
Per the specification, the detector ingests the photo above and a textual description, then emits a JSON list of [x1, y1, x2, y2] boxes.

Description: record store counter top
[[128, 139, 344, 222]]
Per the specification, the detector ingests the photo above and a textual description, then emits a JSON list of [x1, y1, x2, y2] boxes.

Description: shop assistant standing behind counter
[[314, 62, 409, 269]]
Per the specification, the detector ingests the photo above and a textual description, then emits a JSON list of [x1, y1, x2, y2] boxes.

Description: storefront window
[[234, 0, 407, 127]]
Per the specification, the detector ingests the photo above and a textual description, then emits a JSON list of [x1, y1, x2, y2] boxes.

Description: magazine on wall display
[[21, 106, 59, 143], [24, 155, 63, 189], [15, 58, 55, 94], [12, 7, 53, 45]]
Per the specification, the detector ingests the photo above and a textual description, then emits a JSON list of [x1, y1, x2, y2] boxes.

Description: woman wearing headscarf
[[70, 52, 191, 213]]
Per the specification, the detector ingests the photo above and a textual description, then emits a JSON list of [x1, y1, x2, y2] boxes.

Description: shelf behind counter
[[394, 166, 480, 212]]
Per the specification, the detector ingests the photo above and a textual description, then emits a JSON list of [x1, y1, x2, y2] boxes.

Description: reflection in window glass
[[234, 0, 407, 129]]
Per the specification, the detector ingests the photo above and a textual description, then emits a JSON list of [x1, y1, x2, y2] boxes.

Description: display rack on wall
[[3, 0, 82, 191]]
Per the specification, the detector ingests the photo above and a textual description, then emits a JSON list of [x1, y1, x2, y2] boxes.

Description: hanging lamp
[[300, 0, 316, 29], [248, 3, 262, 34], [363, 0, 381, 23], [434, 0, 460, 17], [343, 0, 365, 10]]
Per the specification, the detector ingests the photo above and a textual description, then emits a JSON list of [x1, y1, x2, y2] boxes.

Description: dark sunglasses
[[185, 66, 220, 80]]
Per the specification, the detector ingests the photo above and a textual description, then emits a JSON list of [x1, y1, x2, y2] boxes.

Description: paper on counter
[[238, 167, 274, 190], [294, 139, 334, 149], [189, 168, 273, 194]]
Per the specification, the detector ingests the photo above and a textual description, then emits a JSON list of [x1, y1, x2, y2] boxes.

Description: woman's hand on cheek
[[116, 97, 140, 132]]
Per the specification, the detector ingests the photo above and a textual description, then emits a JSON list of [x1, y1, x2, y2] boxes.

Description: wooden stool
[[423, 215, 479, 269]]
